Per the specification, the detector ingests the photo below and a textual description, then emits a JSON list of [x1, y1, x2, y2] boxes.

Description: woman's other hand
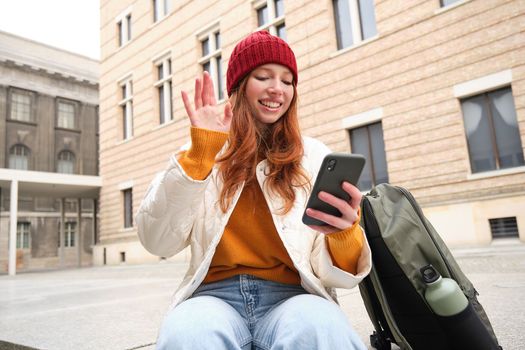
[[181, 71, 233, 133], [306, 181, 362, 234]]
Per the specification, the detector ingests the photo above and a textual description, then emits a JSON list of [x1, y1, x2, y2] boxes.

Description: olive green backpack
[[358, 184, 501, 350]]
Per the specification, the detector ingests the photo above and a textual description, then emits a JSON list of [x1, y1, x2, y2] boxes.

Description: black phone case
[[302, 153, 366, 226]]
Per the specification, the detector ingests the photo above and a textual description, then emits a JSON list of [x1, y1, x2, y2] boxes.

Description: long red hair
[[216, 76, 310, 214]]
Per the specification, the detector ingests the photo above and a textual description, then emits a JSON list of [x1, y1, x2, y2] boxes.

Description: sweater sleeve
[[178, 127, 229, 180], [325, 209, 364, 275]]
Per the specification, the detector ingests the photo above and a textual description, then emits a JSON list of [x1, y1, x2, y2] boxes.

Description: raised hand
[[181, 71, 233, 133]]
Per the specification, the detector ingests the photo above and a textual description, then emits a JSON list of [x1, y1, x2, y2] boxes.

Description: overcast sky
[[0, 0, 100, 60]]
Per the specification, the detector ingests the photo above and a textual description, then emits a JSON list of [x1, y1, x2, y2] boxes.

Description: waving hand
[[181, 71, 232, 133]]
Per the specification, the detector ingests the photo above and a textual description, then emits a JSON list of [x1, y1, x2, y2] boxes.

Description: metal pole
[[77, 198, 82, 267], [59, 198, 65, 268], [8, 180, 18, 276]]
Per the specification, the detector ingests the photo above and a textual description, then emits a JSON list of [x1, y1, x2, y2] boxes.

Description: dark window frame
[[123, 188, 133, 228], [460, 86, 524, 173], [349, 121, 389, 190]]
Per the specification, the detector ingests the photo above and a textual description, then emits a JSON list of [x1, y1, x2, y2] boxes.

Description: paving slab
[[1, 244, 524, 350]]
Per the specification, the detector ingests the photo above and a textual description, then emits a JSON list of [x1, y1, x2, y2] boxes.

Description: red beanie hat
[[226, 30, 298, 96]]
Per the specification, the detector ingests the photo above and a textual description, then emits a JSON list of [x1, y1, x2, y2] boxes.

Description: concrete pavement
[[1, 242, 524, 350]]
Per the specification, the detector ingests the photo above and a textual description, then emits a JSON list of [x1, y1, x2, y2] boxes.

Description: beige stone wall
[[98, 0, 525, 265]]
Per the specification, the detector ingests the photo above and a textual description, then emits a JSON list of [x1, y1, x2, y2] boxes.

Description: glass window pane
[[203, 61, 211, 73], [488, 88, 525, 169], [215, 32, 221, 50], [441, 0, 461, 7], [164, 0, 171, 14], [275, 0, 284, 17], [158, 64, 164, 80], [124, 189, 133, 228], [127, 15, 132, 40], [217, 56, 223, 100], [58, 151, 75, 173], [202, 38, 210, 56], [159, 85, 165, 123], [369, 123, 389, 184], [23, 231, 29, 249], [461, 95, 496, 172], [58, 102, 75, 129], [351, 127, 373, 190], [257, 5, 269, 27], [122, 106, 128, 139], [358, 0, 377, 40], [277, 24, 287, 41], [333, 0, 353, 49], [118, 21, 123, 46], [168, 83, 173, 121], [167, 59, 171, 75], [11, 93, 31, 121], [153, 0, 160, 22], [9, 145, 29, 170]]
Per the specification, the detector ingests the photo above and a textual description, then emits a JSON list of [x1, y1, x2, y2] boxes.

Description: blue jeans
[[156, 274, 366, 349]]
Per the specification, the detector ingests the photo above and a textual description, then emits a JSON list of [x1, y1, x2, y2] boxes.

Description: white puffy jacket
[[136, 136, 372, 309]]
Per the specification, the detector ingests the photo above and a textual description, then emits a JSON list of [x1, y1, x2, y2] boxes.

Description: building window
[[123, 188, 133, 228], [117, 13, 132, 46], [17, 222, 30, 249], [153, 0, 171, 22], [255, 0, 286, 40], [198, 27, 224, 101], [154, 56, 173, 124], [440, 0, 462, 7], [9, 144, 30, 170], [333, 0, 377, 50], [65, 222, 76, 247], [57, 150, 76, 174], [119, 78, 133, 139], [460, 87, 524, 173], [349, 122, 388, 190], [57, 101, 76, 129], [10, 91, 32, 122]]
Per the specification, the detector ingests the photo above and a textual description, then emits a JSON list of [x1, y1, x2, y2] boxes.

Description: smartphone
[[302, 153, 366, 226]]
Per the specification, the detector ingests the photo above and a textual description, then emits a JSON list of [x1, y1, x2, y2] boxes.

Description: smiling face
[[245, 63, 295, 127]]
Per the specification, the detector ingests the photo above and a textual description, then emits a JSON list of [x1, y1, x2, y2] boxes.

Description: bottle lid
[[420, 264, 441, 284]]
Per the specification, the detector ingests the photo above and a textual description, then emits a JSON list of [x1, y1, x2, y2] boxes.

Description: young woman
[[136, 30, 371, 350]]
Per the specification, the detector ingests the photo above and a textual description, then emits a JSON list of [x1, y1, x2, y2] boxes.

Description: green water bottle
[[420, 264, 468, 316]]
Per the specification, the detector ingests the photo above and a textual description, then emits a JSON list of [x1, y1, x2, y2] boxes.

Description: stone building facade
[[0, 31, 99, 272], [97, 0, 524, 266]]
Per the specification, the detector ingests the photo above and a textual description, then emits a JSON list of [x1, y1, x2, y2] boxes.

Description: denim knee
[[156, 296, 251, 350], [254, 294, 366, 350]]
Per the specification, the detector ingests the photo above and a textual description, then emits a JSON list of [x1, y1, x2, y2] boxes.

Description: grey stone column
[[59, 198, 65, 267], [77, 198, 82, 267], [8, 180, 18, 276]]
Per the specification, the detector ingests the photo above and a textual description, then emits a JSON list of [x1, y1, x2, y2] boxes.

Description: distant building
[[0, 30, 101, 274], [97, 0, 524, 266]]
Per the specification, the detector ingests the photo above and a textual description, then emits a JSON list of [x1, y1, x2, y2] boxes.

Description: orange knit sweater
[[178, 127, 364, 285]]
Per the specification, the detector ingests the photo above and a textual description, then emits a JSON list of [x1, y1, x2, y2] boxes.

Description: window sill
[[329, 35, 381, 59], [116, 40, 132, 52], [434, 0, 471, 15], [6, 119, 37, 127], [149, 12, 173, 30], [152, 119, 176, 131], [55, 126, 81, 134], [115, 136, 135, 146], [467, 166, 525, 181], [119, 227, 135, 234]]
